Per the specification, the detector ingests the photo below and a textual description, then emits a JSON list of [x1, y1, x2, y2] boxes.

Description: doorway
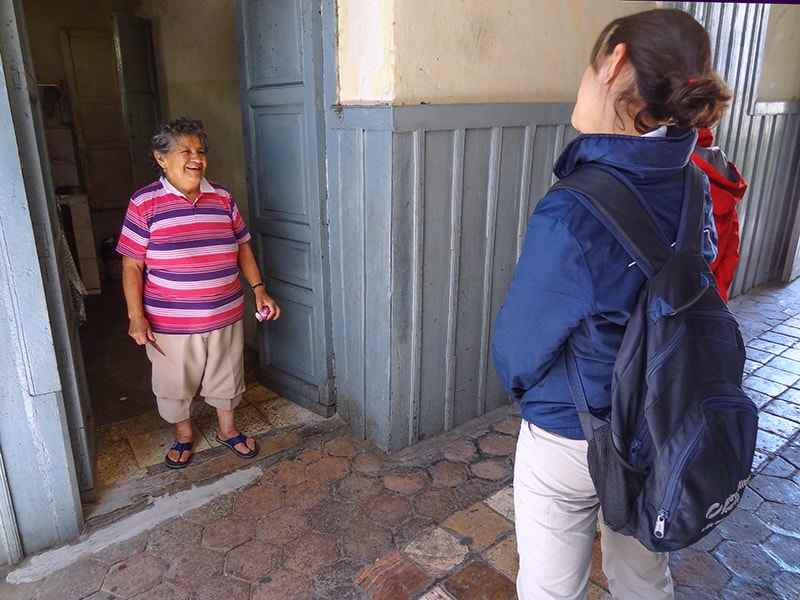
[[26, 0, 335, 491], [55, 12, 163, 432]]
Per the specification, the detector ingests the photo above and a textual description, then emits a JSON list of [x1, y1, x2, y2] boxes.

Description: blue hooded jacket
[[491, 128, 716, 440]]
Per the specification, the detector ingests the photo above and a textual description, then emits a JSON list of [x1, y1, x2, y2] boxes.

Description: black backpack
[[553, 164, 758, 552]]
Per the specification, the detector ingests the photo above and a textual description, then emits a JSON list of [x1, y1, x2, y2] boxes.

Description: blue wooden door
[[235, 0, 334, 415]]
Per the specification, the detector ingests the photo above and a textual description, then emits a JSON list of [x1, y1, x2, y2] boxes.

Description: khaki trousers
[[514, 420, 674, 600], [145, 321, 245, 423]]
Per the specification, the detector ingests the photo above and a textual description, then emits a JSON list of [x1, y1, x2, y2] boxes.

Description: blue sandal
[[165, 441, 193, 469], [215, 433, 258, 459]]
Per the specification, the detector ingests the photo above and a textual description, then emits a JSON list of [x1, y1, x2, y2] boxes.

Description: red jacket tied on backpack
[[690, 127, 748, 303]]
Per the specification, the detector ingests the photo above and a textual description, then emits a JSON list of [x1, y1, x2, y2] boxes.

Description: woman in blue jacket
[[491, 10, 730, 599]]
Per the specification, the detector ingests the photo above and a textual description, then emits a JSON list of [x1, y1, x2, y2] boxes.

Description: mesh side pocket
[[587, 423, 646, 531]]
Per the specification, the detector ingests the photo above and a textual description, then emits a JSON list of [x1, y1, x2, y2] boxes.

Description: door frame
[[112, 11, 162, 192], [0, 0, 86, 563]]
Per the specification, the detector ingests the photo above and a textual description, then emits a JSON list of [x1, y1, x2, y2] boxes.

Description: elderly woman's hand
[[255, 290, 281, 321], [128, 315, 155, 345]]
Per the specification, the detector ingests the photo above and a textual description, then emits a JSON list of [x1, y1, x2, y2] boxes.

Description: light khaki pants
[[514, 420, 674, 600], [146, 321, 245, 423]]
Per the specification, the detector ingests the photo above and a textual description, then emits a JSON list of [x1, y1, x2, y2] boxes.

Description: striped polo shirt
[[116, 177, 252, 334]]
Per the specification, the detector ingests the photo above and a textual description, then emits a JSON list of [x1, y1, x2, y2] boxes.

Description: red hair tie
[[688, 78, 698, 84]]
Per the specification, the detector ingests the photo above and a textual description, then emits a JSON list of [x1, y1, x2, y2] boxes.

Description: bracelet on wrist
[[252, 282, 265, 291]]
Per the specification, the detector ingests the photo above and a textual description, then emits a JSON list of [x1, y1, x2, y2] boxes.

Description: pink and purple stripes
[[117, 178, 251, 334]]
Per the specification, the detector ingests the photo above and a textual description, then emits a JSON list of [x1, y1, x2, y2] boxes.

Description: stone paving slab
[[0, 279, 798, 599]]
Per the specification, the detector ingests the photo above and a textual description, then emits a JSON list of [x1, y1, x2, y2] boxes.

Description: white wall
[[337, 0, 395, 103], [759, 5, 800, 102]]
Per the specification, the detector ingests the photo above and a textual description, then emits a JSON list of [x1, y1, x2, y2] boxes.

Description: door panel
[[236, 0, 334, 414], [60, 29, 133, 209], [242, 0, 303, 86], [113, 12, 161, 190], [253, 107, 309, 218], [0, 0, 92, 549]]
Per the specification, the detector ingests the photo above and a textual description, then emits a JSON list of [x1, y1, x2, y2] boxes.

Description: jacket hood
[[554, 127, 698, 184], [690, 152, 747, 214], [696, 127, 715, 147]]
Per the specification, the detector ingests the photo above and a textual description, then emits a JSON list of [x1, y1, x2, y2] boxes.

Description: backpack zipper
[[654, 512, 667, 538], [654, 425, 702, 539], [645, 321, 685, 380], [653, 396, 756, 539], [628, 422, 649, 469], [645, 309, 739, 381]]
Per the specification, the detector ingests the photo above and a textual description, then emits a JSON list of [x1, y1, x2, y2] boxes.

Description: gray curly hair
[[149, 117, 209, 173]]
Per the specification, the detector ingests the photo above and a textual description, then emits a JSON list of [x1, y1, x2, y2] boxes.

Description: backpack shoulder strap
[[555, 165, 661, 430], [673, 164, 707, 256], [556, 163, 706, 429], [551, 165, 704, 278]]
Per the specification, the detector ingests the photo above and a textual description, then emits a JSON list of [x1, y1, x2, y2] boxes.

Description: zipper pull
[[654, 512, 666, 538], [628, 439, 641, 467], [630, 439, 640, 453]]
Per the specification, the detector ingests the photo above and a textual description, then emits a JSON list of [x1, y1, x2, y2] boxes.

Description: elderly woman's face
[[154, 135, 207, 197]]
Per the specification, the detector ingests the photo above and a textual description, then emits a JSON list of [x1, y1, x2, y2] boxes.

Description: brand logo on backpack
[[703, 475, 751, 529]]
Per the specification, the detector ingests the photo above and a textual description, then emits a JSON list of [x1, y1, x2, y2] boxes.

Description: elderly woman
[[117, 117, 280, 469]]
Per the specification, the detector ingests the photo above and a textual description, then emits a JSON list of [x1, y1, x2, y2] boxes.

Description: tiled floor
[[94, 384, 322, 487], [1, 278, 799, 599]]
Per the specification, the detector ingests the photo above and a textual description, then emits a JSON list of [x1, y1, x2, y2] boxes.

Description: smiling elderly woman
[[116, 117, 280, 469]]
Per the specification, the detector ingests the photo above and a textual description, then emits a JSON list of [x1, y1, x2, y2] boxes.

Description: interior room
[[22, 0, 303, 497]]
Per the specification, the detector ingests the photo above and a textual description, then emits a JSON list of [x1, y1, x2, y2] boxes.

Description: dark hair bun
[[592, 9, 731, 132]]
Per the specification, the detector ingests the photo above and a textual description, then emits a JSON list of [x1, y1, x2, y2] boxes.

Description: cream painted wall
[[338, 0, 655, 105], [394, 0, 656, 104], [759, 5, 800, 102], [337, 0, 395, 104], [140, 0, 247, 212]]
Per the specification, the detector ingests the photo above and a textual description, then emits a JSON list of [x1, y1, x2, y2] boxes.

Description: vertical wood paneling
[[778, 117, 800, 281], [668, 2, 800, 297], [387, 127, 421, 449], [418, 129, 453, 439], [331, 104, 574, 450], [327, 128, 361, 427], [750, 117, 780, 284], [327, 111, 395, 443], [328, 76, 797, 450], [516, 126, 537, 249], [473, 128, 497, 418], [363, 128, 394, 440], [444, 128, 466, 431], [451, 126, 495, 427]]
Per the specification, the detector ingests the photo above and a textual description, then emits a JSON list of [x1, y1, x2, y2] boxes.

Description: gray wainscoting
[[328, 103, 577, 451], [327, 95, 799, 453]]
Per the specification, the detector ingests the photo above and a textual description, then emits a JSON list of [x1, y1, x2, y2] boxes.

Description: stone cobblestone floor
[[1, 278, 799, 599]]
